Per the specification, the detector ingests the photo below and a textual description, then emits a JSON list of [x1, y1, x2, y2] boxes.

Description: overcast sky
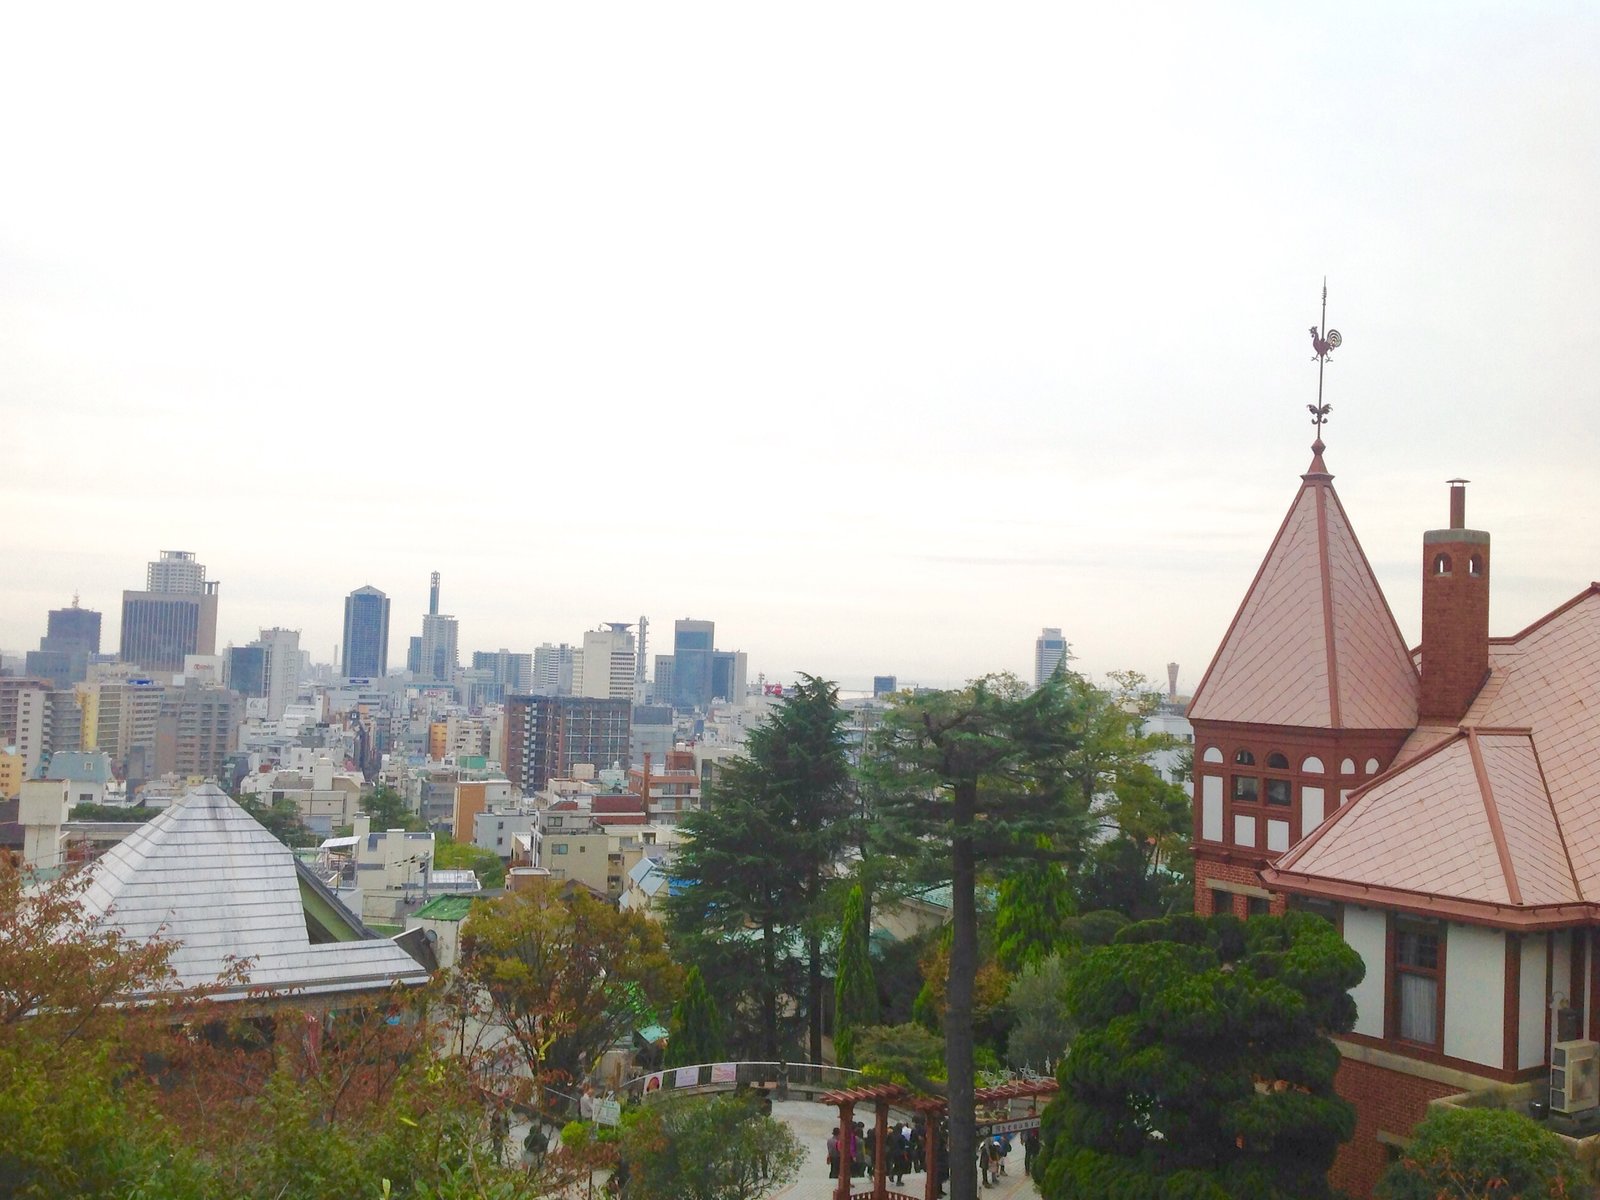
[[3, 3, 1597, 693]]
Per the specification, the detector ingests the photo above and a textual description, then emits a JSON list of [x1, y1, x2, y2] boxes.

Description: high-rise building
[[710, 650, 747, 703], [533, 643, 575, 696], [407, 637, 423, 675], [577, 624, 637, 701], [226, 645, 267, 699], [1034, 627, 1068, 685], [342, 586, 391, 679], [154, 682, 241, 779], [504, 694, 631, 794], [872, 675, 898, 699], [25, 598, 104, 687], [255, 628, 301, 721], [0, 679, 50, 778], [416, 572, 458, 682], [671, 619, 715, 709], [472, 649, 534, 701], [84, 675, 165, 779], [120, 551, 219, 673]]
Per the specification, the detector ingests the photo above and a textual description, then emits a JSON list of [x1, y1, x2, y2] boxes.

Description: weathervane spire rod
[[1307, 278, 1340, 444]]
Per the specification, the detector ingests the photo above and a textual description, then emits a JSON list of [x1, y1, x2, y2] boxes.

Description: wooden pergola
[[816, 1078, 1059, 1200]]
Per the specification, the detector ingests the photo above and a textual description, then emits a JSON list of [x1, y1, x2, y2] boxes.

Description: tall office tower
[[417, 571, 458, 682], [710, 650, 748, 704], [0, 679, 50, 777], [225, 645, 267, 699], [342, 586, 391, 679], [504, 694, 631, 794], [85, 676, 165, 772], [652, 655, 675, 704], [671, 619, 715, 709], [407, 637, 423, 675], [873, 675, 898, 699], [25, 597, 104, 687], [254, 628, 301, 720], [532, 643, 575, 696], [578, 624, 637, 701], [120, 550, 219, 673], [1034, 627, 1068, 685]]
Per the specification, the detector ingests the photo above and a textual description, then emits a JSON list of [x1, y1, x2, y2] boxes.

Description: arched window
[[1234, 749, 1255, 766], [1340, 758, 1357, 775], [1469, 554, 1483, 576], [1266, 752, 1289, 770], [1433, 553, 1453, 575], [1202, 747, 1224, 764], [1365, 757, 1381, 775], [1302, 756, 1325, 773]]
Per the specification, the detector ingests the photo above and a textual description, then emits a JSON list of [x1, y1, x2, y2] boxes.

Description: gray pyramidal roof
[[80, 783, 428, 999]]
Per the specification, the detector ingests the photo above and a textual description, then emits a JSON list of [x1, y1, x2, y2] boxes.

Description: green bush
[[1378, 1105, 1585, 1199]]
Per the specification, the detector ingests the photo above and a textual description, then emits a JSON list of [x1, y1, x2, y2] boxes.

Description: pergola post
[[835, 1100, 855, 1200], [873, 1099, 888, 1199], [923, 1115, 939, 1200]]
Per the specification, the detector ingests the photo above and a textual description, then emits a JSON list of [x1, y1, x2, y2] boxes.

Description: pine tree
[[665, 966, 726, 1069], [832, 884, 878, 1069], [994, 847, 1077, 973]]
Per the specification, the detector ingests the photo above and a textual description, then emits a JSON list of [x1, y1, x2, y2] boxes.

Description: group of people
[[826, 1117, 940, 1188]]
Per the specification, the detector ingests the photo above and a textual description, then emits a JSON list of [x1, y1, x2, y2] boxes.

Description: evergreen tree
[[993, 843, 1077, 973], [668, 675, 852, 1062], [665, 966, 726, 1069], [1378, 1106, 1585, 1200], [832, 884, 878, 1069], [867, 671, 1098, 1200], [1037, 911, 1364, 1200]]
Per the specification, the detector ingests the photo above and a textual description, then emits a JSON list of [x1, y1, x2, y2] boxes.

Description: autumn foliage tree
[[460, 878, 681, 1115]]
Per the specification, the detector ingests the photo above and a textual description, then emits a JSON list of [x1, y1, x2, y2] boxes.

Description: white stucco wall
[[1443, 923, 1504, 1068], [1345, 906, 1387, 1038], [1520, 934, 1549, 1071]]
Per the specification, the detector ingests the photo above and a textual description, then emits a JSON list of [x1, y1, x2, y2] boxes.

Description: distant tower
[[418, 573, 458, 682], [1034, 627, 1067, 686], [120, 550, 219, 673], [429, 571, 441, 617], [342, 586, 391, 679], [635, 615, 649, 699]]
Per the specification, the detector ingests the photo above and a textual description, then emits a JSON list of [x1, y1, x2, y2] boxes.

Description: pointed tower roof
[[1188, 443, 1419, 730], [80, 783, 428, 999]]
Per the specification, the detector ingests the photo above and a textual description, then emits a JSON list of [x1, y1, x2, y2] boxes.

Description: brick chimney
[[1419, 479, 1490, 722]]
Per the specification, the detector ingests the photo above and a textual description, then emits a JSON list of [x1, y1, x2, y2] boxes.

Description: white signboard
[[593, 1098, 622, 1127]]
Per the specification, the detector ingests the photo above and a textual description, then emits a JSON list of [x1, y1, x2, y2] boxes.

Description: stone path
[[764, 1100, 1040, 1200]]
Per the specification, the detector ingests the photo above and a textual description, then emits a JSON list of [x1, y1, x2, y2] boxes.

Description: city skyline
[[3, 6, 1597, 692]]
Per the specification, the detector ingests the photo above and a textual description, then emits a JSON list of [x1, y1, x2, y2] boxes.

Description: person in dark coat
[[827, 1128, 840, 1179]]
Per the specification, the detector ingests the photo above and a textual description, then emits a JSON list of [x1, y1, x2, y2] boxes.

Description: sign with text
[[710, 1062, 737, 1084], [592, 1098, 622, 1127]]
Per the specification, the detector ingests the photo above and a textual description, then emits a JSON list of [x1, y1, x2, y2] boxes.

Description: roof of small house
[[79, 783, 430, 998]]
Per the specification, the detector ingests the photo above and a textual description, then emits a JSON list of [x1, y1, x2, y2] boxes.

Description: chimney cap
[[1447, 477, 1470, 486]]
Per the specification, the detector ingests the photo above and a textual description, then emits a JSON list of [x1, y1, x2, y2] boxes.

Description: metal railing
[[620, 1060, 863, 1103]]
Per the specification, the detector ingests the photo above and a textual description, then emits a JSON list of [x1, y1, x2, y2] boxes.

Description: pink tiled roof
[[1269, 586, 1600, 922], [1188, 453, 1419, 730]]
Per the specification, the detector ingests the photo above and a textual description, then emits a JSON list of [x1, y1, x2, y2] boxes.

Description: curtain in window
[[1398, 973, 1438, 1043]]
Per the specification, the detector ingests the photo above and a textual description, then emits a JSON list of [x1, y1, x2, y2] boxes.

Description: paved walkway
[[764, 1100, 1040, 1200]]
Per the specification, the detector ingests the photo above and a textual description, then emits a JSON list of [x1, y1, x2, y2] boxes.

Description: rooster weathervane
[[1308, 279, 1341, 435]]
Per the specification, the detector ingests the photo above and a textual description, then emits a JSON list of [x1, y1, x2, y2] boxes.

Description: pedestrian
[[827, 1128, 840, 1179], [852, 1121, 867, 1177], [1023, 1118, 1040, 1178]]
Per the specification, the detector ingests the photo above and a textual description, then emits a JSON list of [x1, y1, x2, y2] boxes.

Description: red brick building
[[1190, 439, 1600, 1197]]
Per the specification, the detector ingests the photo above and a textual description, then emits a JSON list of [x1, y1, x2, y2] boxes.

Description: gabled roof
[[1267, 586, 1600, 927], [1188, 446, 1419, 731], [80, 783, 429, 998]]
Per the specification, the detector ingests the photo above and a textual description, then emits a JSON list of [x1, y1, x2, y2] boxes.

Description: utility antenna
[[1307, 279, 1342, 436]]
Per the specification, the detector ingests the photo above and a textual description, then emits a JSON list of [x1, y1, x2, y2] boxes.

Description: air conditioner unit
[[1551, 1039, 1600, 1115]]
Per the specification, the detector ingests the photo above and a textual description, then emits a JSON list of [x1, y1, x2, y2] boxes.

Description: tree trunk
[[761, 916, 779, 1060], [808, 927, 823, 1065], [946, 778, 978, 1200]]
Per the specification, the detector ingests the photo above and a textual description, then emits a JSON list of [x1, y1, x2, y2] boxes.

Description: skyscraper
[[1034, 627, 1067, 686], [417, 571, 458, 682], [577, 624, 637, 701], [533, 643, 575, 695], [671, 618, 715, 709], [120, 551, 219, 674], [24, 597, 103, 686], [342, 586, 391, 679], [255, 628, 301, 721]]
